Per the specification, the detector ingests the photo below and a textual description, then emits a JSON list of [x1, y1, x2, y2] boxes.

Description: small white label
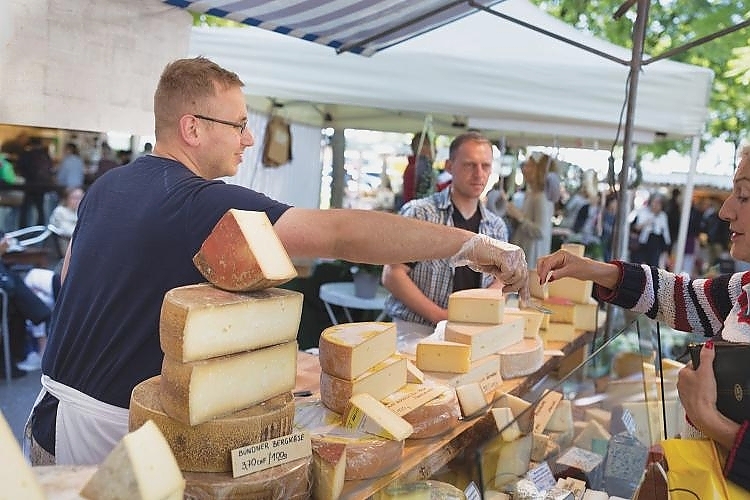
[[230, 430, 311, 478], [526, 462, 557, 491], [384, 385, 443, 416], [464, 481, 482, 500]]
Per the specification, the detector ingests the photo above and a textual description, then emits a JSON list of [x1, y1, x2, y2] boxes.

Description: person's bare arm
[[381, 264, 447, 325], [274, 208, 474, 264], [536, 249, 620, 291]]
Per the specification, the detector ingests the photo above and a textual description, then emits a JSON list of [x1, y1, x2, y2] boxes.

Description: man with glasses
[[28, 56, 529, 465]]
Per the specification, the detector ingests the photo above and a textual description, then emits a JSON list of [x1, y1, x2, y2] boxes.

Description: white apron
[[24, 375, 129, 465]]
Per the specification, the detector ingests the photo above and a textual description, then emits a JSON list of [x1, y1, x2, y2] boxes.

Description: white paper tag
[[526, 461, 557, 491], [464, 482, 482, 500], [230, 430, 311, 478], [622, 408, 637, 436]]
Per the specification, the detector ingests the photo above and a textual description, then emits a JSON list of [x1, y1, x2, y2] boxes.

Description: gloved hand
[[449, 234, 530, 300]]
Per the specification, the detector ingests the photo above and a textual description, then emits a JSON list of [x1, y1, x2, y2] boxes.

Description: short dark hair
[[448, 131, 491, 160]]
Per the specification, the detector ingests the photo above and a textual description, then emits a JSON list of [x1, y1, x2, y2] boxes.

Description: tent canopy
[[187, 0, 713, 147], [166, 0, 504, 56]]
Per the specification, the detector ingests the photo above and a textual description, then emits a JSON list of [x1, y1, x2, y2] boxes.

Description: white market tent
[[188, 0, 714, 148]]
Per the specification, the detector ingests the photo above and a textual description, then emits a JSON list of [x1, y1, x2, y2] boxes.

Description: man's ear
[[179, 115, 201, 146]]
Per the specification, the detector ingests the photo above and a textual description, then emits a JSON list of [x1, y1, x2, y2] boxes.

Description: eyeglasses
[[193, 114, 248, 135]]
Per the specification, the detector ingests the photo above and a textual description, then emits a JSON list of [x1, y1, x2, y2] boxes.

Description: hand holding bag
[[688, 341, 750, 424]]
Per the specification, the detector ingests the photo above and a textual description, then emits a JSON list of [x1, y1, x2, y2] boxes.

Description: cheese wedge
[[405, 360, 425, 383], [447, 288, 505, 324], [160, 283, 302, 362], [0, 411, 45, 500], [318, 322, 396, 380], [503, 308, 545, 338], [444, 317, 524, 361], [456, 381, 490, 418], [80, 420, 185, 500], [547, 277, 594, 304], [311, 440, 346, 500], [491, 407, 522, 442], [343, 393, 413, 440], [424, 354, 501, 394], [541, 297, 599, 331], [193, 209, 296, 291], [382, 384, 459, 439], [493, 392, 533, 433], [320, 356, 407, 414], [160, 341, 297, 425], [416, 340, 472, 373]]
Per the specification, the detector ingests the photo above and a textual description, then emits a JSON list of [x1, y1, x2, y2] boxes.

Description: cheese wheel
[[160, 284, 302, 362], [318, 322, 396, 380], [381, 384, 460, 439], [497, 336, 544, 379], [319, 356, 406, 414], [183, 457, 311, 500], [130, 376, 294, 472], [295, 401, 403, 480], [193, 209, 297, 292], [160, 341, 297, 425]]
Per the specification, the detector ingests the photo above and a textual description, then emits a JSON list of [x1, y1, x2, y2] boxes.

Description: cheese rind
[[503, 308, 544, 338], [320, 356, 407, 414], [160, 284, 302, 362], [416, 340, 472, 373], [424, 354, 501, 395], [160, 341, 297, 425], [498, 336, 544, 379], [491, 407, 522, 442], [311, 441, 346, 500], [447, 288, 505, 324], [444, 318, 524, 361], [455, 382, 490, 418], [80, 420, 185, 500], [382, 383, 460, 439], [130, 376, 294, 472], [343, 393, 414, 440], [0, 411, 45, 500], [493, 392, 533, 434], [192, 209, 297, 291], [183, 457, 311, 500], [318, 322, 396, 380]]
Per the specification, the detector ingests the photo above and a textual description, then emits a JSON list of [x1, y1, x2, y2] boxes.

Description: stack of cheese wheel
[[529, 243, 600, 344], [129, 209, 311, 499], [416, 288, 544, 418]]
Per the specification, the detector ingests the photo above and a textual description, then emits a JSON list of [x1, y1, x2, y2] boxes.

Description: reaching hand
[[535, 249, 590, 285], [449, 234, 529, 297]]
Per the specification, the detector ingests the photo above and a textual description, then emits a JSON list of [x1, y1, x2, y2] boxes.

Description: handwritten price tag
[[230, 431, 311, 478]]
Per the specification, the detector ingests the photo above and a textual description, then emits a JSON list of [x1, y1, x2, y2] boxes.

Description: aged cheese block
[[318, 322, 396, 380], [456, 381, 490, 418], [545, 398, 574, 433], [424, 354, 501, 395], [130, 376, 294, 472], [344, 393, 413, 440], [503, 308, 545, 338], [81, 420, 185, 500], [541, 297, 598, 331], [382, 383, 460, 439], [0, 411, 45, 499], [447, 288, 505, 324], [493, 392, 533, 434], [192, 209, 297, 292], [497, 336, 544, 379], [416, 340, 472, 373], [311, 440, 345, 500], [444, 317, 524, 361], [296, 401, 404, 480], [160, 284, 302, 362], [183, 457, 311, 500], [547, 277, 594, 304], [160, 341, 297, 425], [540, 322, 580, 343], [482, 433, 533, 490], [491, 407, 522, 442], [320, 355, 407, 414]]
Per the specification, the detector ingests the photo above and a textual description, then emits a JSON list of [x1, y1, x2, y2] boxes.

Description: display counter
[[294, 330, 595, 499]]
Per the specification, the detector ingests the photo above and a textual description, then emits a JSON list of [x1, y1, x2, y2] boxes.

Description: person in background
[[48, 187, 84, 257], [536, 144, 750, 493], [28, 56, 529, 466], [599, 193, 618, 263], [17, 137, 55, 227], [400, 131, 434, 206], [630, 192, 671, 267], [94, 142, 119, 181], [505, 152, 561, 264], [382, 132, 509, 337], [55, 143, 85, 190]]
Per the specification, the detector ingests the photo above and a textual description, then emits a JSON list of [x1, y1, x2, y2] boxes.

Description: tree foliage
[[531, 0, 750, 154]]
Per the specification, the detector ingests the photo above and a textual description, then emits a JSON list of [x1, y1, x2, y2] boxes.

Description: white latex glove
[[449, 234, 530, 300]]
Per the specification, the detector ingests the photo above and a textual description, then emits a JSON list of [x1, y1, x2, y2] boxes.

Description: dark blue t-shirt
[[33, 155, 291, 451]]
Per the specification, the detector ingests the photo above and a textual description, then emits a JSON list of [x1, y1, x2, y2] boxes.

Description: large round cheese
[[295, 401, 403, 480], [129, 376, 294, 472], [498, 335, 544, 379], [318, 322, 397, 380], [381, 383, 460, 439], [183, 456, 311, 500]]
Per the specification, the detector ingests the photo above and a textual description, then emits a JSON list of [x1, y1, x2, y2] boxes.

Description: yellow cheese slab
[[447, 288, 505, 324], [444, 317, 525, 361], [160, 341, 297, 425], [547, 277, 594, 304], [503, 308, 545, 338], [130, 376, 294, 472], [160, 284, 302, 362], [540, 322, 581, 343], [540, 297, 599, 331], [424, 354, 501, 395], [318, 322, 396, 380], [320, 356, 407, 414], [193, 209, 297, 291], [343, 393, 413, 440], [416, 340, 472, 373]]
